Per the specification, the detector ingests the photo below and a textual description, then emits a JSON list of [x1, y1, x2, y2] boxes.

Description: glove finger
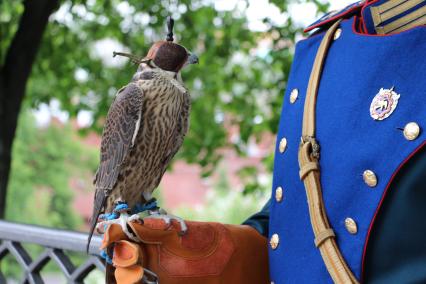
[[128, 221, 177, 245], [113, 240, 142, 267], [142, 218, 169, 229], [101, 223, 127, 249], [114, 265, 144, 284]]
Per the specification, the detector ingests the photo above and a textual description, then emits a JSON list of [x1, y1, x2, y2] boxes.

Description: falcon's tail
[[86, 189, 107, 253]]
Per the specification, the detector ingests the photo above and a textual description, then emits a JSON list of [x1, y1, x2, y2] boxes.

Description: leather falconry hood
[[113, 16, 194, 73]]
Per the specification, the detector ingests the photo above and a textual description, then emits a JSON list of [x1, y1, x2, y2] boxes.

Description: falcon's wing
[[95, 82, 143, 190], [87, 82, 144, 251]]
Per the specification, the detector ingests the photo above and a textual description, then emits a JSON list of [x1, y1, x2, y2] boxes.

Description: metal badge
[[370, 87, 400, 120]]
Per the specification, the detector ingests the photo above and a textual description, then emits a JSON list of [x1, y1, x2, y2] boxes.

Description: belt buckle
[[301, 136, 320, 159]]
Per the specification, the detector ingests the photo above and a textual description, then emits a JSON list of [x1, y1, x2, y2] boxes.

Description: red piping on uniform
[[352, 0, 426, 37], [305, 0, 425, 37], [303, 3, 364, 33], [361, 141, 426, 282], [351, 15, 426, 37], [357, 16, 365, 33], [361, 0, 381, 32]]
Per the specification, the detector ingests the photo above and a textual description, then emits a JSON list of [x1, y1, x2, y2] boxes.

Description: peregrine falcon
[[87, 41, 198, 249]]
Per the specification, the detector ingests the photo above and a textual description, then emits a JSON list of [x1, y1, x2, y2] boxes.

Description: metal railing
[[0, 220, 105, 283]]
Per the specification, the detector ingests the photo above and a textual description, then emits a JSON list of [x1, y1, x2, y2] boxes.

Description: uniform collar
[[361, 0, 426, 35], [304, 0, 425, 35]]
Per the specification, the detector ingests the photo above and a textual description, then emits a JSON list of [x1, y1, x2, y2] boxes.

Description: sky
[[214, 0, 355, 30], [34, 0, 356, 127]]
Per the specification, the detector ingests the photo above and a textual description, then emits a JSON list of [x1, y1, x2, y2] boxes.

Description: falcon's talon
[[158, 208, 168, 215], [128, 213, 143, 223], [144, 211, 188, 236], [96, 212, 141, 242]]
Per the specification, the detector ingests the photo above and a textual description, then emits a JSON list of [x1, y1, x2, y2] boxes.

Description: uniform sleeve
[[242, 199, 270, 237]]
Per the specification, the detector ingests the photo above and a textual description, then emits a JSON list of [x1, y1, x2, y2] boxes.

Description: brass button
[[290, 88, 299, 104], [403, 122, 420, 141], [275, 186, 283, 202], [334, 28, 342, 40], [270, 234, 279, 250], [279, 138, 287, 153], [345, 218, 358, 234], [363, 170, 378, 187]]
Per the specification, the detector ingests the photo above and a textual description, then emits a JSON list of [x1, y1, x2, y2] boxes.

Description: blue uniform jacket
[[244, 1, 426, 282]]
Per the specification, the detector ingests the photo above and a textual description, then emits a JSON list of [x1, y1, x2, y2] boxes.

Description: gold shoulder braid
[[298, 19, 360, 284], [370, 0, 426, 35]]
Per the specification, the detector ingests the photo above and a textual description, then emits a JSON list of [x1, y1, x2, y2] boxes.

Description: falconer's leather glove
[[101, 218, 270, 284]]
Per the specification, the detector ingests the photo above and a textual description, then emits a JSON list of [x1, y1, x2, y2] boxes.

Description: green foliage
[[0, 1, 24, 64], [2, 110, 98, 279], [6, 110, 97, 228], [1, 0, 325, 178]]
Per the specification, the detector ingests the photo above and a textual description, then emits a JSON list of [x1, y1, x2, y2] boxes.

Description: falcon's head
[[113, 41, 198, 74], [145, 41, 198, 72]]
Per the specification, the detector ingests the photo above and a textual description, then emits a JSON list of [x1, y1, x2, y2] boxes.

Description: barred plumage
[[87, 41, 197, 250]]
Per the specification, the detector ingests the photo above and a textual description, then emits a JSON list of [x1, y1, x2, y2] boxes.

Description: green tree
[[0, 0, 328, 216], [0, 0, 60, 218], [6, 110, 97, 228]]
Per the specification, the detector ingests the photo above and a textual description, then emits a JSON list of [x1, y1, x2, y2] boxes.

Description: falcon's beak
[[188, 53, 199, 64]]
